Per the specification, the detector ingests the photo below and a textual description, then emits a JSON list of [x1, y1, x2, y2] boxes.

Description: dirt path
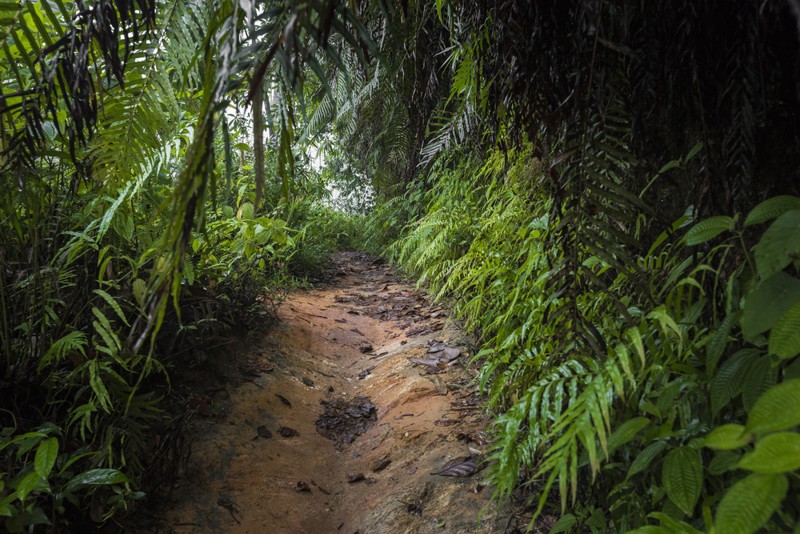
[[155, 252, 512, 533]]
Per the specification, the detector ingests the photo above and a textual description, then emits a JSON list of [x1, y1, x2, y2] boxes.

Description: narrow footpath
[[156, 252, 512, 533]]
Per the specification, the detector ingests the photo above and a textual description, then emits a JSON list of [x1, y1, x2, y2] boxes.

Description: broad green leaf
[[4, 506, 50, 528], [744, 195, 800, 226], [786, 358, 800, 380], [607, 417, 650, 456], [706, 313, 736, 375], [15, 433, 47, 457], [740, 272, 800, 339], [746, 379, 800, 436], [711, 349, 755, 415], [753, 210, 800, 279], [34, 437, 58, 479], [709, 451, 741, 475], [769, 298, 800, 359], [15, 471, 45, 502], [237, 202, 254, 220], [132, 278, 147, 308], [737, 432, 800, 473], [626, 528, 672, 534], [647, 512, 703, 534], [64, 468, 127, 493], [715, 474, 787, 534], [741, 355, 778, 411], [703, 424, 751, 450], [684, 216, 734, 246], [585, 507, 607, 530], [0, 432, 45, 455], [662, 447, 702, 516], [627, 441, 667, 479], [549, 514, 577, 534]]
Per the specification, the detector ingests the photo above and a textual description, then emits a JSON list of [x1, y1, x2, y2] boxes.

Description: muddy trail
[[149, 252, 514, 533]]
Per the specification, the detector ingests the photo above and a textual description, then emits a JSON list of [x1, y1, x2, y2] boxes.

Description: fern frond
[[0, 0, 156, 174], [89, 0, 212, 239]]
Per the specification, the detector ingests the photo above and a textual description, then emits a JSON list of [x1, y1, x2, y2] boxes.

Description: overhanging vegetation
[[2, 1, 800, 532]]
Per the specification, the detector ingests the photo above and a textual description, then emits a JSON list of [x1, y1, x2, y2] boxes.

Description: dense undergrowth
[[0, 172, 356, 531], [3, 0, 800, 532], [344, 2, 800, 531], [0, 0, 381, 528], [376, 144, 800, 532]]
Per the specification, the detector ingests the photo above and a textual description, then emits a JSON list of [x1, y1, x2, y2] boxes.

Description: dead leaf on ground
[[407, 322, 444, 336], [358, 366, 375, 379], [408, 357, 441, 368], [347, 473, 365, 483], [442, 347, 461, 361], [279, 426, 299, 437], [458, 431, 489, 446], [316, 396, 377, 446], [427, 342, 447, 353], [434, 419, 458, 427], [239, 361, 274, 376], [372, 456, 391, 472], [433, 456, 477, 477]]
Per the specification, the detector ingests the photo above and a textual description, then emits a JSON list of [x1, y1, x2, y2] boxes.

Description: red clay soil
[[147, 252, 513, 533]]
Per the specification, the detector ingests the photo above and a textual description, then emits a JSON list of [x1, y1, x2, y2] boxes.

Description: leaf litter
[[433, 456, 480, 477], [315, 396, 377, 447]]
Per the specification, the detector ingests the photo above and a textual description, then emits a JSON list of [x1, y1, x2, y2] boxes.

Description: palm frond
[[91, 0, 212, 189], [0, 0, 156, 176]]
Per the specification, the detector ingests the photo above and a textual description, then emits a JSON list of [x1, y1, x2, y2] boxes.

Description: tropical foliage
[[386, 148, 800, 532], [348, 1, 800, 532], [0, 0, 378, 529], [1, 0, 799, 532]]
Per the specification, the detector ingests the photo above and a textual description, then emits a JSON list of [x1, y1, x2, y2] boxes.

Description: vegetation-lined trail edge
[[2, 1, 800, 533]]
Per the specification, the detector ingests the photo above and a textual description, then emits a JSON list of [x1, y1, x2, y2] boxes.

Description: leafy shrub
[[385, 143, 800, 532], [286, 201, 366, 277], [0, 424, 137, 532]]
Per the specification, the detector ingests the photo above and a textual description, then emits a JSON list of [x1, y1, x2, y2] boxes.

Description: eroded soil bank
[[146, 252, 514, 533]]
